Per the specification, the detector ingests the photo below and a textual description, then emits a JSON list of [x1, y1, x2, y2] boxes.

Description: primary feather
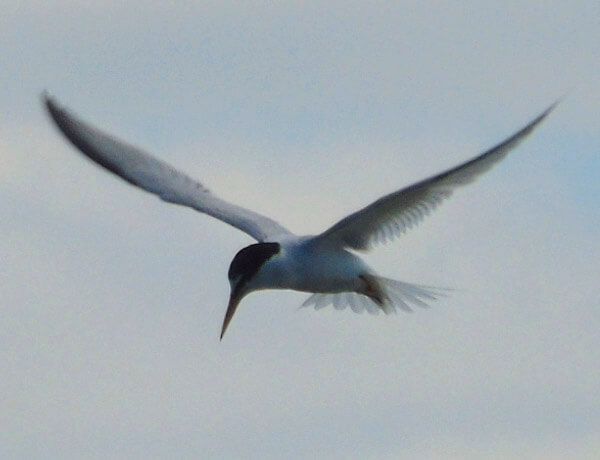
[[315, 102, 558, 250], [44, 94, 292, 242]]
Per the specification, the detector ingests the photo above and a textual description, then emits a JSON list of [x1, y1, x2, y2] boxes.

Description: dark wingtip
[[526, 99, 560, 132], [542, 98, 561, 119], [41, 90, 55, 110], [42, 91, 63, 126], [506, 99, 560, 146]]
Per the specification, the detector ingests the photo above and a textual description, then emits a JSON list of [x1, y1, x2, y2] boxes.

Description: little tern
[[43, 95, 556, 339]]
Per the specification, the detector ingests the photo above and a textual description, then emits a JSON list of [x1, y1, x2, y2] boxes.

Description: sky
[[1, 1, 599, 459]]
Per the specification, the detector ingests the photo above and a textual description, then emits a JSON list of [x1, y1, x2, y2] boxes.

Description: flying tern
[[43, 95, 556, 339]]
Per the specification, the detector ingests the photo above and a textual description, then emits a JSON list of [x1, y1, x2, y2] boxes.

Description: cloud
[[1, 1, 599, 458]]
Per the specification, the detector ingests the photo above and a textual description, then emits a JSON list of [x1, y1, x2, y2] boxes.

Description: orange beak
[[220, 289, 243, 341]]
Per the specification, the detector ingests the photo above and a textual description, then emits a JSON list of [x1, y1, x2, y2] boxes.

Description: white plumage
[[44, 94, 556, 338]]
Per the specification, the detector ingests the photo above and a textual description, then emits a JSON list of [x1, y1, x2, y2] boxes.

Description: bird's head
[[220, 242, 281, 340]]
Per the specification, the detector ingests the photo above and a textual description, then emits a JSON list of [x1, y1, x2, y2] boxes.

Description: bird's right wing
[[44, 95, 293, 242], [313, 102, 557, 250]]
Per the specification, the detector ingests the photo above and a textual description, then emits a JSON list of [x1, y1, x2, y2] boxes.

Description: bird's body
[[43, 94, 556, 339], [249, 237, 370, 294]]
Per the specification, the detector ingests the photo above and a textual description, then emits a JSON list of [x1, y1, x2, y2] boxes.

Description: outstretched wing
[[44, 95, 293, 242], [314, 103, 557, 250]]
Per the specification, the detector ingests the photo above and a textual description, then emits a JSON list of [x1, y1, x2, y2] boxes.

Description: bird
[[43, 94, 556, 339]]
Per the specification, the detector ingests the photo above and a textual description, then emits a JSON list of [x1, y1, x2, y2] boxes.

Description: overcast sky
[[1, 1, 599, 459]]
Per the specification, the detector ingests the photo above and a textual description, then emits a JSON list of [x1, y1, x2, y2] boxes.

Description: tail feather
[[301, 276, 450, 315]]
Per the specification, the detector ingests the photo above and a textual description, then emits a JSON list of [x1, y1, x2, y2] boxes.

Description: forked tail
[[301, 275, 450, 315]]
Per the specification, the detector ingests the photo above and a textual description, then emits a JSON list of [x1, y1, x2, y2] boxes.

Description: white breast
[[250, 237, 371, 294]]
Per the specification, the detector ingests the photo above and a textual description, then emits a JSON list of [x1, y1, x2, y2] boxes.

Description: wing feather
[[315, 103, 557, 250], [44, 95, 292, 242]]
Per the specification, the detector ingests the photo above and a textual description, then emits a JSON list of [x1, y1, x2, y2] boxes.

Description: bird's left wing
[[313, 103, 557, 250], [44, 95, 293, 242]]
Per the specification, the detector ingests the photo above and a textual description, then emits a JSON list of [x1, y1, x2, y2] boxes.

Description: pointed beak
[[220, 288, 243, 341]]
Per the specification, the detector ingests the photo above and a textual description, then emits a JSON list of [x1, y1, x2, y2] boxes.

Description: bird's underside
[[43, 93, 556, 337]]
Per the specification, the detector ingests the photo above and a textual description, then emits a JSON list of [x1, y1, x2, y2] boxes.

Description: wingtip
[[41, 91, 61, 121], [538, 97, 563, 123], [545, 98, 561, 116], [41, 90, 54, 108], [520, 99, 560, 136], [531, 101, 557, 126]]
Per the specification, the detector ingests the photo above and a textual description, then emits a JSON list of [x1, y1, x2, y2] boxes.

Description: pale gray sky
[[1, 1, 599, 459]]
